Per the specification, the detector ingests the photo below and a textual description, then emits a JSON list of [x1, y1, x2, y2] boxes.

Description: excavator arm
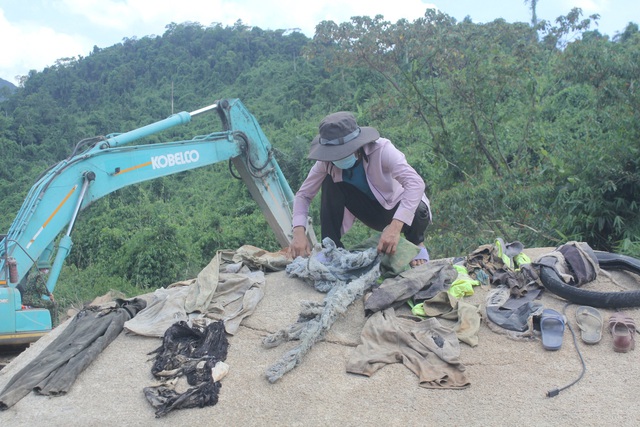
[[0, 98, 316, 343]]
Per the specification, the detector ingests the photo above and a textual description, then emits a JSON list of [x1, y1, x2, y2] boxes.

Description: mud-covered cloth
[[409, 293, 482, 347], [286, 237, 380, 292], [464, 243, 504, 276], [347, 308, 470, 389], [465, 243, 541, 297], [349, 233, 422, 278], [488, 266, 541, 297], [0, 298, 146, 411], [220, 245, 291, 272], [124, 251, 265, 336], [485, 285, 544, 334], [144, 320, 229, 418], [534, 241, 599, 286], [363, 260, 458, 314], [265, 238, 381, 383]]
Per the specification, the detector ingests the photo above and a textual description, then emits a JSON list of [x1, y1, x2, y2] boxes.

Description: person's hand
[[377, 219, 404, 255], [289, 226, 310, 259]]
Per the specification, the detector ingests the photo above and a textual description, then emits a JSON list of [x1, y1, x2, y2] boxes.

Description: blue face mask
[[332, 154, 357, 169]]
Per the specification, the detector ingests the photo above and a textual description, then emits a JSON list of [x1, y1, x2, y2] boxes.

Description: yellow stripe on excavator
[[114, 161, 152, 175], [26, 185, 78, 249]]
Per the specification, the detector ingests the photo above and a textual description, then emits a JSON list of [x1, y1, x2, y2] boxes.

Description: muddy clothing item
[[465, 243, 541, 298], [285, 237, 380, 293], [452, 300, 483, 347], [534, 241, 599, 287], [266, 238, 381, 383], [144, 380, 221, 418], [363, 261, 458, 314], [485, 285, 544, 333], [220, 245, 291, 272], [489, 266, 541, 298], [465, 244, 499, 275], [349, 233, 423, 278], [144, 320, 229, 418], [409, 294, 482, 347], [149, 321, 229, 378], [124, 251, 265, 336], [347, 308, 470, 389], [0, 298, 146, 411], [557, 242, 599, 285]]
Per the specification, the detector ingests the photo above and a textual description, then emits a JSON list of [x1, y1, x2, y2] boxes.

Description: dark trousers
[[320, 175, 429, 248]]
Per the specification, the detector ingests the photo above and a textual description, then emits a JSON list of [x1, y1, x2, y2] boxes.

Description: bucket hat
[[308, 112, 380, 161]]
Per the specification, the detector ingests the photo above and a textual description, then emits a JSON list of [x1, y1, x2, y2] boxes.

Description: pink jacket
[[292, 138, 431, 234]]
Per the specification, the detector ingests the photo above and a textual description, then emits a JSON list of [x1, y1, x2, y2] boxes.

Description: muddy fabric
[[124, 286, 191, 337], [553, 241, 599, 286], [201, 270, 265, 334], [413, 260, 460, 300], [265, 238, 381, 383], [264, 264, 381, 383], [350, 234, 420, 278], [487, 302, 541, 332], [465, 243, 541, 298], [220, 245, 291, 272], [184, 251, 266, 319], [485, 286, 543, 333], [411, 296, 482, 347], [533, 242, 600, 288], [534, 251, 574, 283], [0, 298, 146, 410], [124, 253, 265, 336], [490, 264, 541, 297], [346, 308, 469, 389], [144, 320, 228, 418], [285, 237, 380, 292], [453, 300, 482, 347], [485, 315, 539, 341], [144, 381, 222, 419], [414, 290, 459, 320], [465, 244, 503, 276], [364, 261, 458, 314], [448, 265, 481, 298], [185, 252, 222, 313]]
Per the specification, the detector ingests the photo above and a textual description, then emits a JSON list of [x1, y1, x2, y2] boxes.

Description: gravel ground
[[1, 248, 640, 426], [0, 345, 28, 372]]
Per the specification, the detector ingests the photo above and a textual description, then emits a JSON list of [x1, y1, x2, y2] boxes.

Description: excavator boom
[[0, 99, 315, 343]]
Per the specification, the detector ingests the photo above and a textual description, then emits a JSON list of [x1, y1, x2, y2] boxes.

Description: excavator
[[0, 98, 316, 344]]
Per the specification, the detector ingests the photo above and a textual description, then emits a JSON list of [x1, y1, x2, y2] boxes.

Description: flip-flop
[[575, 306, 603, 344], [609, 312, 636, 353], [540, 308, 565, 351]]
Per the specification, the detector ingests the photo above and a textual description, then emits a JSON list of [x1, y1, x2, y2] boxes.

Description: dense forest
[[0, 9, 638, 314]]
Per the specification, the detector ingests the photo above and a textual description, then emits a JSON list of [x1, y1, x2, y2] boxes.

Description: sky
[[0, 0, 638, 84]]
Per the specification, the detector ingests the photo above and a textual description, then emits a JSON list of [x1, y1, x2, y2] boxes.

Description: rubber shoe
[[513, 252, 531, 269], [494, 238, 514, 269]]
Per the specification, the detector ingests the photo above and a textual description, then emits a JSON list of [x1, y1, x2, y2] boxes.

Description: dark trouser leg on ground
[[320, 175, 429, 247]]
